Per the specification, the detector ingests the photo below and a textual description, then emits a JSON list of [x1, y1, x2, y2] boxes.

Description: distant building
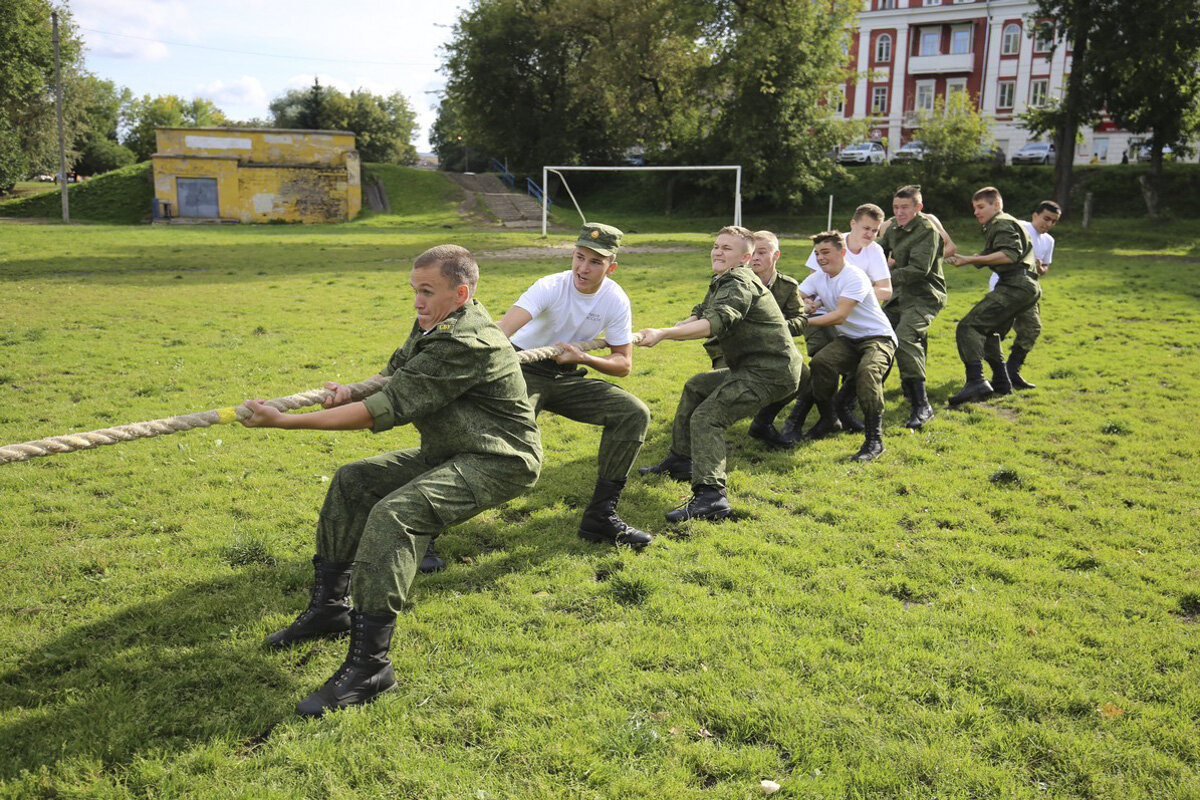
[[151, 127, 362, 223], [840, 0, 1185, 164]]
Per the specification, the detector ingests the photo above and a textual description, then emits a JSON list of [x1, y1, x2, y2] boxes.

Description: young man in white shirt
[[494, 223, 652, 550], [986, 200, 1061, 390], [799, 230, 898, 462], [783, 204, 893, 439]]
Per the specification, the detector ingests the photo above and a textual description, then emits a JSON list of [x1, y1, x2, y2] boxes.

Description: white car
[[837, 141, 887, 165]]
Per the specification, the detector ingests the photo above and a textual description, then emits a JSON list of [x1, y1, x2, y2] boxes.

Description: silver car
[[1012, 141, 1056, 165], [837, 141, 887, 165]]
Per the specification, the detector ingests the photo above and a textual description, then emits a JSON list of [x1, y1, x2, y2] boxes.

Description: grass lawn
[[1, 170, 1198, 799]]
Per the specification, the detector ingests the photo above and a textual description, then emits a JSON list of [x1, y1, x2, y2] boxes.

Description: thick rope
[[0, 334, 638, 466]]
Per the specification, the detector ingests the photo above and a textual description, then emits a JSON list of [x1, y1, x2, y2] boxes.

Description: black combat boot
[[419, 541, 446, 574], [780, 395, 814, 442], [265, 555, 352, 649], [803, 396, 842, 440], [904, 379, 935, 429], [638, 451, 692, 482], [948, 361, 994, 406], [1007, 346, 1036, 389], [665, 484, 731, 524], [578, 478, 652, 548], [748, 398, 794, 449], [851, 412, 885, 462], [295, 609, 398, 717], [986, 357, 1013, 395], [834, 378, 865, 432]]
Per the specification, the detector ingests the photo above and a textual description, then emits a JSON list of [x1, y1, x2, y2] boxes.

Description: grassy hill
[[0, 162, 156, 224]]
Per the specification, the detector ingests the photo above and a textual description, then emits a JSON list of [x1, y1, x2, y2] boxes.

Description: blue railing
[[526, 177, 551, 211], [490, 158, 515, 189]]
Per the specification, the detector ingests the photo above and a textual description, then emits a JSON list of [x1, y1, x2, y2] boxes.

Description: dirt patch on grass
[[477, 244, 697, 260]]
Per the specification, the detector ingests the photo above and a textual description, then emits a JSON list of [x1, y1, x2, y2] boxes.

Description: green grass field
[[1, 168, 1199, 799]]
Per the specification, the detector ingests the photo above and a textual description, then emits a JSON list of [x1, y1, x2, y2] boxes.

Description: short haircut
[[413, 244, 479, 291], [853, 203, 885, 222], [972, 186, 1003, 204], [751, 230, 780, 252], [717, 225, 754, 253], [1033, 200, 1062, 216], [894, 185, 923, 205], [809, 230, 846, 249]]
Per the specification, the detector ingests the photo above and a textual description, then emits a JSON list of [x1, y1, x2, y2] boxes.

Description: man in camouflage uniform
[[241, 244, 542, 717], [878, 185, 946, 429], [637, 226, 803, 522], [495, 223, 652, 549], [944, 186, 1042, 406]]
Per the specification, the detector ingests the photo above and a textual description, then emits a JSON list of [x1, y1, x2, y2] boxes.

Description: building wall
[[151, 128, 362, 223]]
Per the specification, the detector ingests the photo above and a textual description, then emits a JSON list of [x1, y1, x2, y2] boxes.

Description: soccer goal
[[540, 164, 742, 237]]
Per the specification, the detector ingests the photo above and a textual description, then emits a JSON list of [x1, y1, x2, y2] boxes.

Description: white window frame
[[875, 33, 893, 62], [872, 86, 889, 115], [919, 27, 941, 56], [878, 0, 896, 9], [947, 77, 968, 98], [915, 80, 936, 113], [1029, 79, 1048, 107], [950, 25, 972, 55], [1001, 23, 1021, 55], [997, 80, 1015, 109], [923, 0, 942, 6], [1033, 23, 1053, 53]]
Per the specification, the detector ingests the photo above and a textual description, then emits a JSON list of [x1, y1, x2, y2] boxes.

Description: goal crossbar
[[540, 165, 742, 237]]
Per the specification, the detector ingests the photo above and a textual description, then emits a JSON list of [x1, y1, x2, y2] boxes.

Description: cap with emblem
[[574, 223, 623, 258]]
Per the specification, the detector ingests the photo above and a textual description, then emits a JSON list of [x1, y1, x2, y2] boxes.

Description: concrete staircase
[[444, 172, 544, 228]]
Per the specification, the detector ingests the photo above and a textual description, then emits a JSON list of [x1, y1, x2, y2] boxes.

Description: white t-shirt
[[799, 264, 896, 343], [990, 220, 1055, 290], [805, 240, 889, 312], [509, 270, 634, 350]]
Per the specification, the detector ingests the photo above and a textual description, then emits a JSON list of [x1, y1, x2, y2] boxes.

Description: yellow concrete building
[[151, 127, 361, 223]]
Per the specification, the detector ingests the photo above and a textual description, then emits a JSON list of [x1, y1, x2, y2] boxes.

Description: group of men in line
[[237, 183, 1060, 717]]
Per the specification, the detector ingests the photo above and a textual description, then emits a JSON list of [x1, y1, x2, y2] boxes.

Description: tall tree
[[74, 76, 135, 175], [120, 95, 228, 161], [916, 92, 995, 183], [269, 81, 419, 164]]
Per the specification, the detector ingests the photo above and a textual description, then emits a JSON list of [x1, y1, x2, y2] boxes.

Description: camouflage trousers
[[670, 369, 795, 489], [521, 363, 649, 481], [988, 298, 1042, 355], [884, 296, 944, 381], [810, 336, 896, 415], [317, 449, 539, 615], [958, 278, 1042, 364]]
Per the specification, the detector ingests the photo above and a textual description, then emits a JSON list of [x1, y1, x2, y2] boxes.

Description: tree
[[120, 95, 228, 161], [916, 92, 994, 180], [268, 80, 419, 164], [0, 0, 87, 191], [74, 76, 135, 175]]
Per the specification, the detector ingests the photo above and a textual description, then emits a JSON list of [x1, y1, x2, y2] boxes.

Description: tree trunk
[[1052, 2, 1092, 212]]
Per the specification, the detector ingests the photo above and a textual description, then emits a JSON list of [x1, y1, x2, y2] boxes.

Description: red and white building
[[841, 0, 1146, 164]]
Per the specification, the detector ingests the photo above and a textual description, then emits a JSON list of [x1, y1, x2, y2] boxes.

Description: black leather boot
[[419, 541, 446, 574], [780, 396, 814, 441], [1007, 346, 1036, 389], [295, 610, 398, 717], [904, 379, 935, 429], [851, 412, 884, 462], [949, 361, 994, 406], [265, 555, 352, 649], [578, 478, 652, 548], [986, 357, 1013, 395], [803, 396, 842, 440], [665, 484, 731, 524], [835, 378, 865, 432], [638, 451, 692, 482]]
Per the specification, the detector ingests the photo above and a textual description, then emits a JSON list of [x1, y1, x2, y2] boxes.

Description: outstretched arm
[[241, 399, 375, 430]]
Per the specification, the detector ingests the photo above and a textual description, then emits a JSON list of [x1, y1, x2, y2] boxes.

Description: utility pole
[[52, 11, 70, 223]]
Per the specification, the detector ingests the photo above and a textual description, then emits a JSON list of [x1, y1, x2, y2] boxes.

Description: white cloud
[[196, 76, 268, 109]]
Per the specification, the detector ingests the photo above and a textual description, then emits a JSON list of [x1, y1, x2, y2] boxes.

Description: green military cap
[[575, 222, 623, 258]]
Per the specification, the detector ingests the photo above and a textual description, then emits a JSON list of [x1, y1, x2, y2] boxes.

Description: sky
[[68, 0, 472, 152]]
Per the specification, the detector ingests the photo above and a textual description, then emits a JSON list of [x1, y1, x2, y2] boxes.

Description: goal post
[[540, 165, 742, 237]]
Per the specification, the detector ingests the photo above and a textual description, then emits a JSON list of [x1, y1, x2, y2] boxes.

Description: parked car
[[1137, 142, 1173, 161], [976, 144, 1006, 165], [1012, 141, 1056, 165], [32, 173, 55, 182], [837, 141, 887, 165], [891, 140, 926, 163]]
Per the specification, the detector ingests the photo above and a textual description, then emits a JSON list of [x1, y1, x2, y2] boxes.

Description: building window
[[1002, 23, 1021, 55], [829, 89, 846, 113], [875, 34, 893, 62], [920, 28, 941, 56], [924, 0, 942, 5], [997, 80, 1015, 109], [947, 78, 968, 98], [1029, 79, 1048, 107], [877, 0, 896, 9], [950, 26, 972, 54], [915, 81, 936, 113], [872, 86, 889, 115], [1033, 22, 1054, 53]]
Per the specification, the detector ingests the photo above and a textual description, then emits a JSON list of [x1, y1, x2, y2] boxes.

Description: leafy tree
[[74, 76, 135, 175], [0, 0, 87, 190], [120, 95, 229, 161], [916, 92, 994, 181], [268, 80, 418, 164]]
